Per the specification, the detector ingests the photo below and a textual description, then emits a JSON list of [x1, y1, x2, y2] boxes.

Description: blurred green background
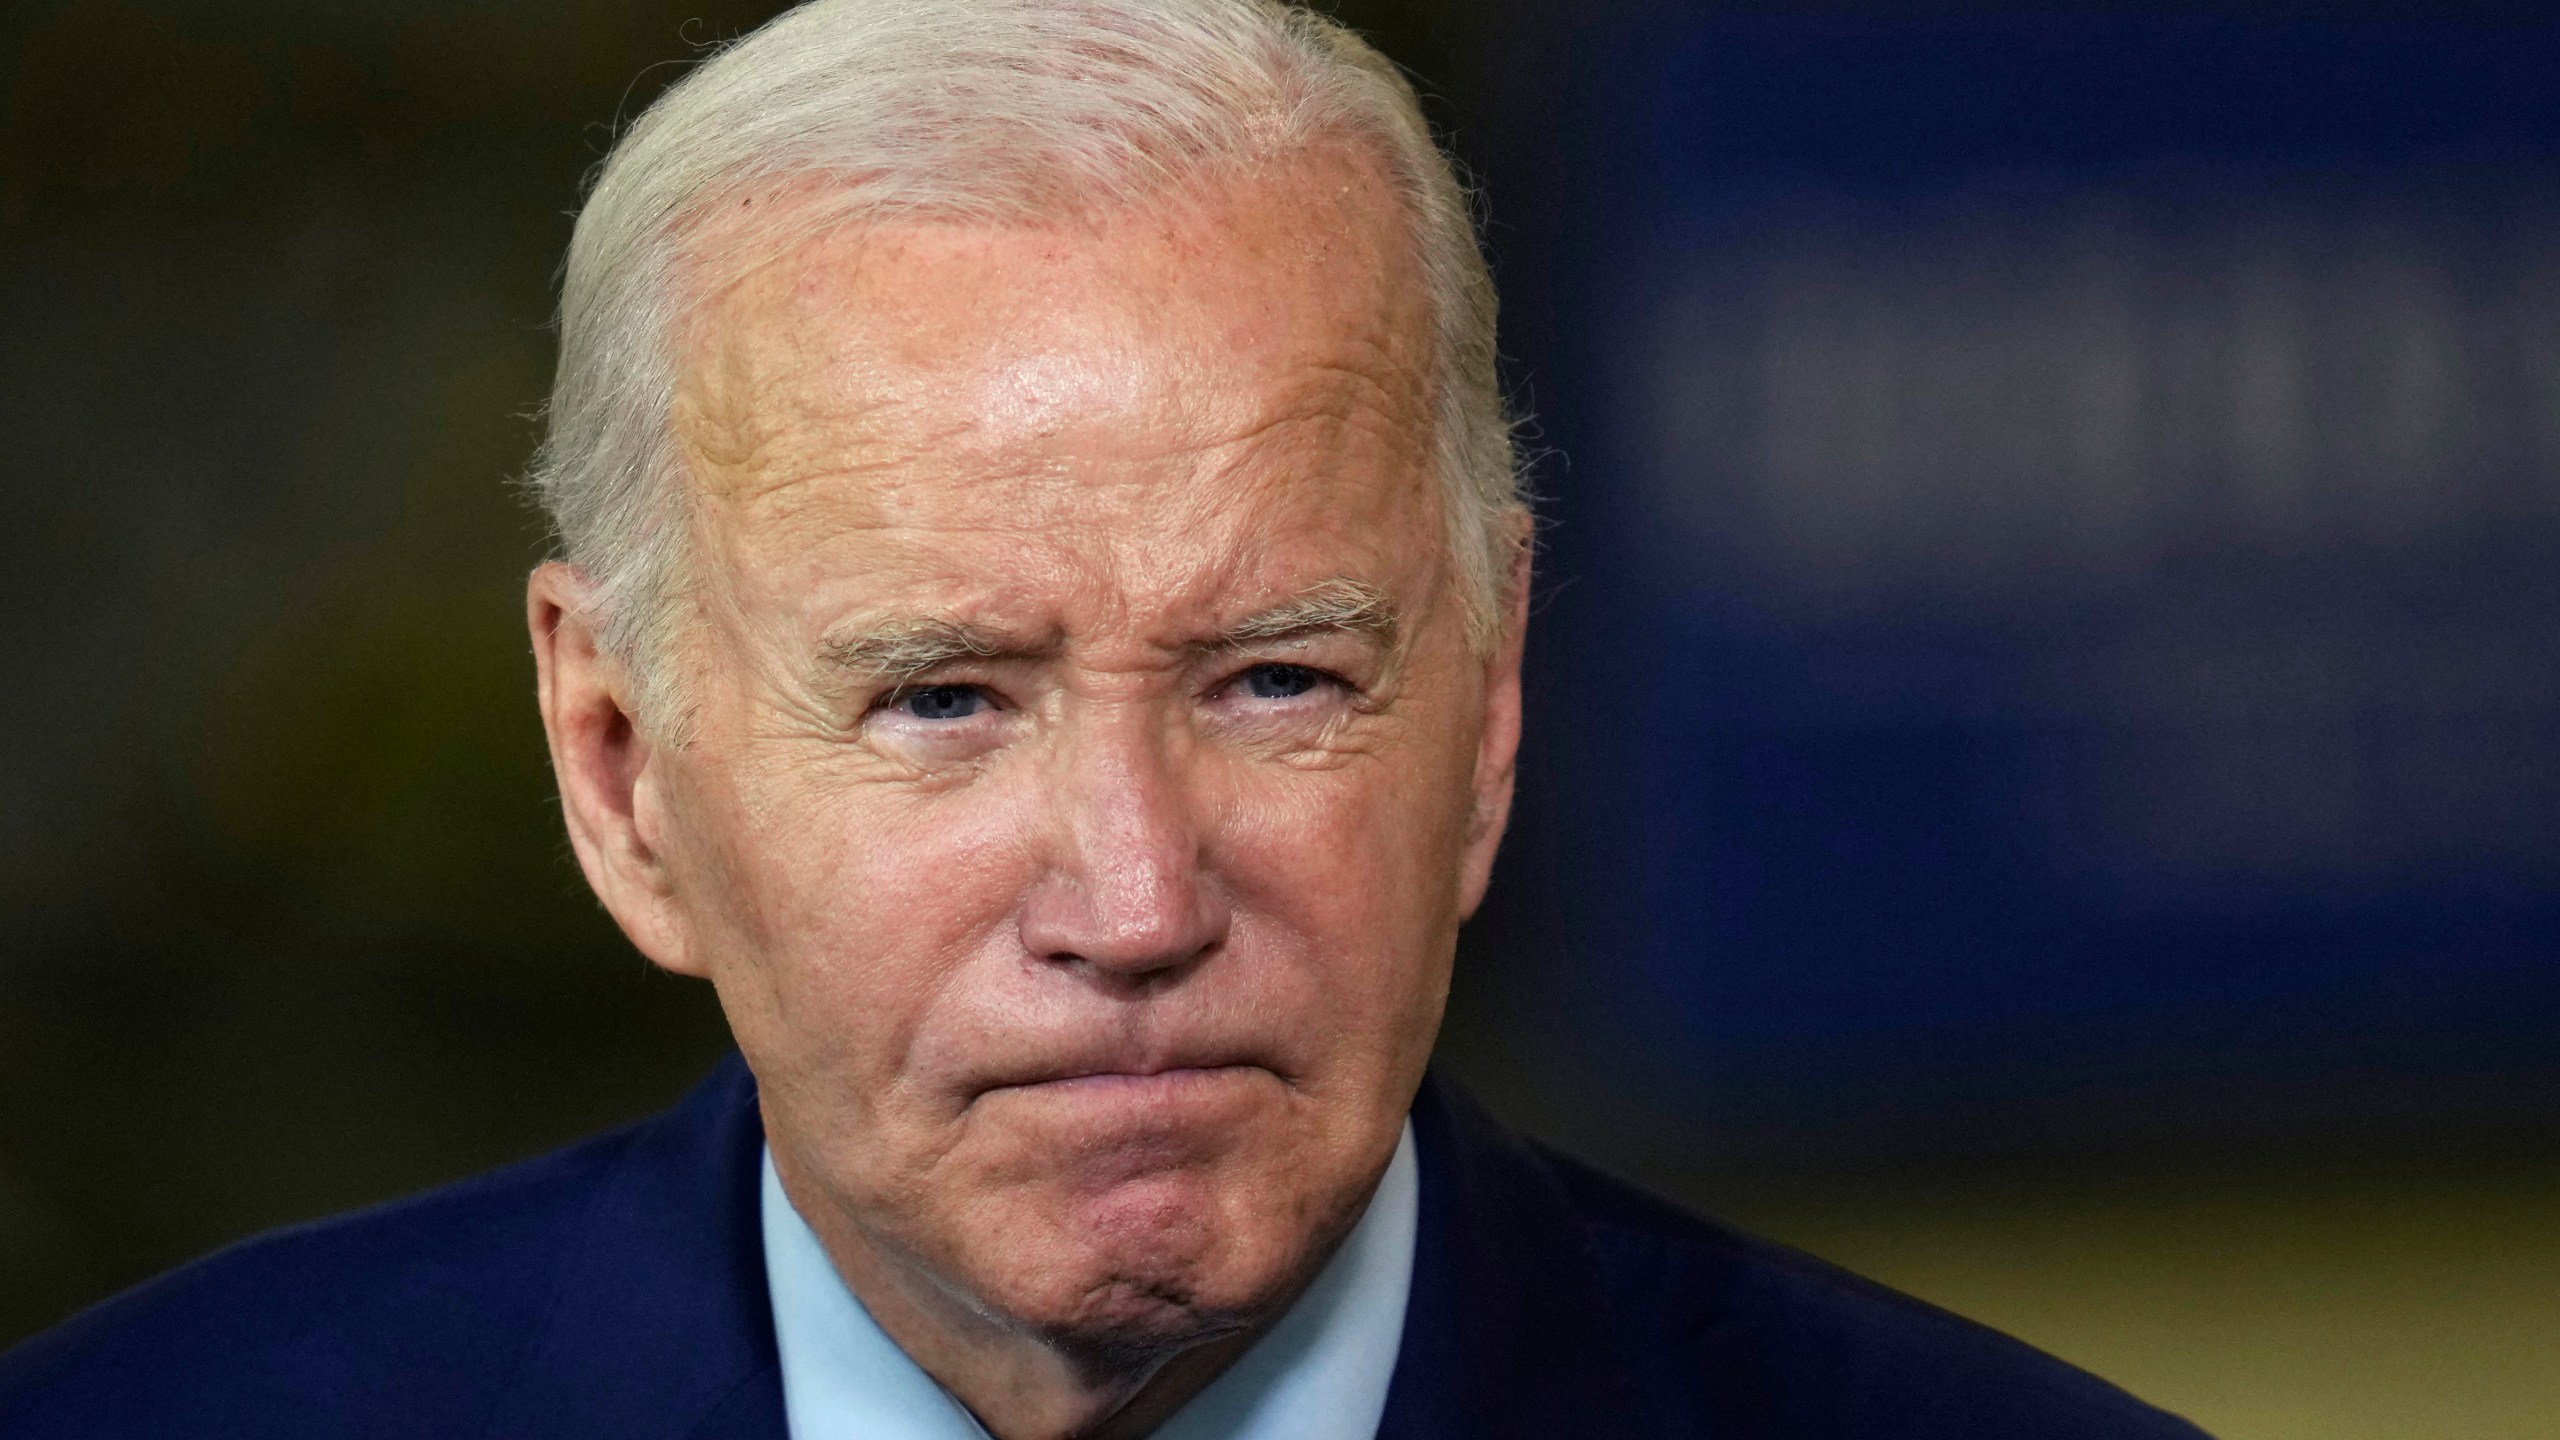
[[2, 3, 2554, 1437]]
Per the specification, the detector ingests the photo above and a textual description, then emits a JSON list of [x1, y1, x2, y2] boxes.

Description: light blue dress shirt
[[760, 1122, 1418, 1440]]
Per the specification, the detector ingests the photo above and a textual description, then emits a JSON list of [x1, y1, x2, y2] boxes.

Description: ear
[[527, 562, 707, 977], [1455, 535, 1534, 920]]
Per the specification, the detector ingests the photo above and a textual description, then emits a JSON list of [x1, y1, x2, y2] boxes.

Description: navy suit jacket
[[1, 1057, 2209, 1438]]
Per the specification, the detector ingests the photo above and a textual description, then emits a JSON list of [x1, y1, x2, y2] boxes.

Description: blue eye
[[896, 685, 986, 721], [1240, 664, 1323, 700]]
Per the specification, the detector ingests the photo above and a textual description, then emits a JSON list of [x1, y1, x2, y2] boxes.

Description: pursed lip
[[1005, 1064, 1259, 1094], [967, 1049, 1278, 1104]]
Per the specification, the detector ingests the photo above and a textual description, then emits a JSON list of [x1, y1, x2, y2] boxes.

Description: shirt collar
[[762, 1122, 1419, 1440]]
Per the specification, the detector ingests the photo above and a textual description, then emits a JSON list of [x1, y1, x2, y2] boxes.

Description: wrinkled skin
[[529, 147, 1527, 1440]]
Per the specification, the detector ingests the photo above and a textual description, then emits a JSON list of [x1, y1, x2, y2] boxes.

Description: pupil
[[907, 686, 978, 720], [1248, 665, 1318, 699]]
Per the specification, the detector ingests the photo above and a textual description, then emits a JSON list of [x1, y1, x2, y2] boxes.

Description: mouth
[[970, 1059, 1278, 1108], [1010, 1063, 1261, 1092]]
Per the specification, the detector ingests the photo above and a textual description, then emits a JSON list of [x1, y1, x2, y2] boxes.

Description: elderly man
[[1, 3, 2208, 1438]]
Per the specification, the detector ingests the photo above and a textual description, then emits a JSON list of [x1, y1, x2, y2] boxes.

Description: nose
[[1015, 709, 1228, 985]]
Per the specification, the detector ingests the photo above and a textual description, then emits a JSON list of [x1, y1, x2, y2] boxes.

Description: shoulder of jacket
[[0, 1118, 649, 1439], [1527, 1140, 2215, 1440]]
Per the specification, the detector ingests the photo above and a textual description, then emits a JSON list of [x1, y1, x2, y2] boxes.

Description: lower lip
[[987, 1064, 1265, 1102]]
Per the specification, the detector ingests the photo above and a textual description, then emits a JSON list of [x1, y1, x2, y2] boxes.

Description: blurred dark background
[[5, 2, 2556, 1432]]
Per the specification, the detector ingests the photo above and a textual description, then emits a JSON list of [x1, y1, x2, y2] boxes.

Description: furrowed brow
[[1214, 578, 1401, 650], [818, 618, 1019, 688]]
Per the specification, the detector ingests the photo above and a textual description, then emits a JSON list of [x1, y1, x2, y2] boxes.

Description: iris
[[1242, 664, 1321, 700], [899, 685, 985, 721]]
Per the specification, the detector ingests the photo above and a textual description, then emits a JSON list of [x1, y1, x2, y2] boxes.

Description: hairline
[[533, 2, 1530, 738]]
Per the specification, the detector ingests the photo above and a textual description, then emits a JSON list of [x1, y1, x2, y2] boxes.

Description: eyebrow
[[1211, 577, 1400, 651], [814, 577, 1400, 687], [817, 617, 1028, 687]]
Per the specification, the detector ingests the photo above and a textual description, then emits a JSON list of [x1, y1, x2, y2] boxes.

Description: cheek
[[1209, 726, 1475, 1003], [679, 748, 1040, 1081]]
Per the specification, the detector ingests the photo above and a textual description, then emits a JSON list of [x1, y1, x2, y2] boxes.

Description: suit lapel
[[1377, 1074, 1649, 1439], [476, 1055, 788, 1440]]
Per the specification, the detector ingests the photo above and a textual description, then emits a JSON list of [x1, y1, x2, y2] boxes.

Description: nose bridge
[[1023, 693, 1221, 973], [1071, 704, 1195, 903]]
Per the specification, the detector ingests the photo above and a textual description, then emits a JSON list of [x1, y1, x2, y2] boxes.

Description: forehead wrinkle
[[935, 353, 1415, 490], [679, 372, 949, 518], [1120, 399, 1423, 555], [677, 270, 973, 514], [1177, 351, 1432, 504], [1187, 292, 1427, 414]]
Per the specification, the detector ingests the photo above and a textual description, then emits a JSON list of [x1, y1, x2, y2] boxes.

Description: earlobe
[[527, 563, 704, 977]]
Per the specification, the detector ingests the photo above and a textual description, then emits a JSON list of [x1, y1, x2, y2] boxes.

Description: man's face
[[581, 150, 1520, 1350]]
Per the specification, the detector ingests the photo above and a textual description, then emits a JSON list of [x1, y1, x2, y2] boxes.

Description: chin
[[894, 1064, 1389, 1353], [955, 1140, 1324, 1357]]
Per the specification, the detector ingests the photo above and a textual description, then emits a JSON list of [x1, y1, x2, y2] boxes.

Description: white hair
[[528, 0, 1526, 727]]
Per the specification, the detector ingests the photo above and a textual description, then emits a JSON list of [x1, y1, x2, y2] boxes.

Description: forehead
[[668, 148, 1441, 633]]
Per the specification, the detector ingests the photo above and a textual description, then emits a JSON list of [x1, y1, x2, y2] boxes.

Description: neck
[[773, 1167, 1272, 1440], [856, 1255, 1254, 1440]]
